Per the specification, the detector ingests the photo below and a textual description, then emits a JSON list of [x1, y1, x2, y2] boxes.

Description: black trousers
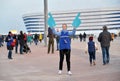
[[89, 51, 96, 64], [59, 49, 71, 71]]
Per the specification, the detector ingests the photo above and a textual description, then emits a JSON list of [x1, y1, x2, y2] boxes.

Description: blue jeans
[[56, 40, 59, 50], [101, 46, 110, 64], [34, 39, 38, 45], [8, 50, 12, 59], [15, 45, 18, 53]]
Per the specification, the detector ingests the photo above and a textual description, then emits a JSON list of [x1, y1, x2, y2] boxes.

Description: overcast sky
[[0, 0, 120, 34]]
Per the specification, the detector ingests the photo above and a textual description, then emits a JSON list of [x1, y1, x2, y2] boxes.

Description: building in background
[[23, 7, 120, 36]]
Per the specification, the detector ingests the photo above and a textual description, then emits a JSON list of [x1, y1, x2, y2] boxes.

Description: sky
[[0, 0, 120, 34]]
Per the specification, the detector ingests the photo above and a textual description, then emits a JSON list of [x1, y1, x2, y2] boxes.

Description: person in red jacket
[[24, 33, 27, 43]]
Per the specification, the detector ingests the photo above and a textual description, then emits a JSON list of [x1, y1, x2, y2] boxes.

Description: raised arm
[[68, 28, 76, 36]]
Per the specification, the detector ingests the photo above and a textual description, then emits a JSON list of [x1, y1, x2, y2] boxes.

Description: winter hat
[[89, 36, 93, 41]]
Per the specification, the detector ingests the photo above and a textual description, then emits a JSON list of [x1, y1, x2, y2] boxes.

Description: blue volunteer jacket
[[52, 28, 76, 50], [6, 35, 13, 46], [88, 41, 95, 52]]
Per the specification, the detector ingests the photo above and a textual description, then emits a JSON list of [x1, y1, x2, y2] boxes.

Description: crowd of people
[[0, 24, 115, 75], [47, 24, 113, 75], [2, 31, 43, 59], [79, 32, 87, 42]]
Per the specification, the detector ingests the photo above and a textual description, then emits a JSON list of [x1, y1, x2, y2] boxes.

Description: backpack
[[11, 39, 16, 47], [6, 36, 16, 47]]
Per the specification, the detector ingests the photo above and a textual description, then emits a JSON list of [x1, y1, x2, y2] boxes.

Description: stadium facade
[[23, 7, 120, 36]]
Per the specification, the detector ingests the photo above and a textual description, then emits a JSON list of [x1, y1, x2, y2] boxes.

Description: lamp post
[[44, 0, 48, 46]]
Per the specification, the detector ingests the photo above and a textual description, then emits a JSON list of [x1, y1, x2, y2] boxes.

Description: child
[[85, 36, 98, 66]]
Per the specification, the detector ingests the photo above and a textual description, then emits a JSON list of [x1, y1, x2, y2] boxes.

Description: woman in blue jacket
[[5, 32, 14, 59], [52, 23, 76, 75]]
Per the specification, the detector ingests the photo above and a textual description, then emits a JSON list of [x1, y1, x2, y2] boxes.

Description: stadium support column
[[44, 0, 48, 46]]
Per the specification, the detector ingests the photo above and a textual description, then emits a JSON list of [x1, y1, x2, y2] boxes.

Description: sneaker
[[58, 70, 62, 75], [68, 71, 72, 75]]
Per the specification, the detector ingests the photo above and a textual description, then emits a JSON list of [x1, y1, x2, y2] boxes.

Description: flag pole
[[44, 0, 48, 46]]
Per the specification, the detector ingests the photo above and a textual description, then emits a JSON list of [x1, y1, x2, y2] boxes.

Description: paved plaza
[[0, 37, 120, 81]]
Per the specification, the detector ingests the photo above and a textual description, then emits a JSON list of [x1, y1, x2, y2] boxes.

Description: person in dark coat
[[5, 32, 14, 59], [98, 25, 112, 65], [34, 33, 39, 45], [83, 32, 86, 41], [79, 33, 83, 42], [18, 31, 25, 54], [47, 27, 55, 54], [55, 28, 60, 51], [13, 34, 19, 54]]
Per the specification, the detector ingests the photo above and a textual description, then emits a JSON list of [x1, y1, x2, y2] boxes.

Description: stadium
[[23, 7, 120, 36]]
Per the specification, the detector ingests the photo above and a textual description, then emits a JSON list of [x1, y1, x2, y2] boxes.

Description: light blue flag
[[47, 12, 56, 28], [72, 12, 81, 28]]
